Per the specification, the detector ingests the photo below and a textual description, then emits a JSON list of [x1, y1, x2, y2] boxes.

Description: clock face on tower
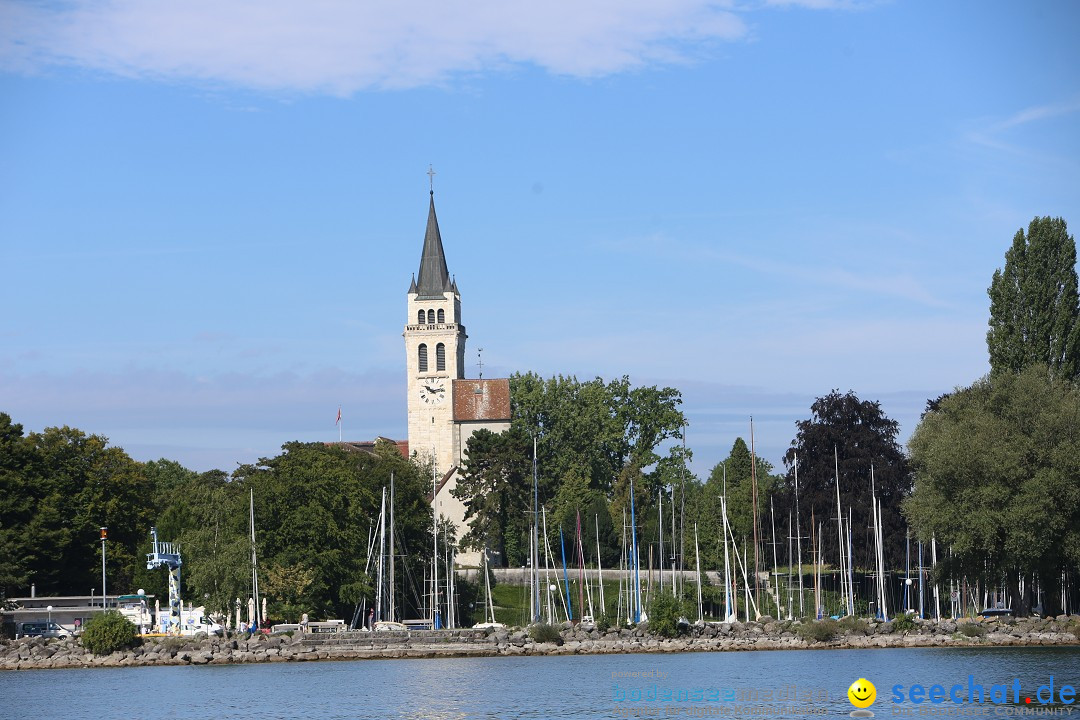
[[419, 377, 447, 405]]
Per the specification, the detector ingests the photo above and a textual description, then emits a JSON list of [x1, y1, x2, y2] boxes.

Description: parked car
[[17, 621, 72, 639]]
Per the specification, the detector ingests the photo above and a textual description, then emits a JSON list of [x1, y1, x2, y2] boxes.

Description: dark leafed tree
[[779, 391, 910, 569], [987, 216, 1080, 380], [905, 365, 1080, 616], [0, 413, 33, 597]]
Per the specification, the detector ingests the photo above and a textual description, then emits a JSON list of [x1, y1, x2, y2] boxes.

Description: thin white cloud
[[0, 0, 750, 94], [762, 0, 869, 8], [966, 97, 1080, 157], [607, 232, 948, 307]]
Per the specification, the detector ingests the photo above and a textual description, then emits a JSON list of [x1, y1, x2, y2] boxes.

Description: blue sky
[[1, 0, 1078, 478]]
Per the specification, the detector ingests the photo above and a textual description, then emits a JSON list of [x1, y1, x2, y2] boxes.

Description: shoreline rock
[[3, 615, 1078, 671]]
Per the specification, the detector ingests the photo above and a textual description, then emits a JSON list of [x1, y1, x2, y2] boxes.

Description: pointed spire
[[408, 273, 417, 294], [414, 191, 453, 298]]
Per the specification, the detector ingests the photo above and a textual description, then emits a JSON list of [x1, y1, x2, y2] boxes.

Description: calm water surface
[[1, 647, 1077, 719]]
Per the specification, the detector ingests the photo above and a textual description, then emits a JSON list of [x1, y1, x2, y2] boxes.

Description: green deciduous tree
[[987, 216, 1080, 380], [21, 425, 153, 596], [233, 441, 430, 622], [509, 373, 686, 496], [904, 365, 1080, 616], [168, 470, 249, 620]]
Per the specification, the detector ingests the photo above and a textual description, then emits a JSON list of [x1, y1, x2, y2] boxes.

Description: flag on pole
[[335, 406, 342, 426]]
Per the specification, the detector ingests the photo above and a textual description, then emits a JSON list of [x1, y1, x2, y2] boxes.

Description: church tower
[[405, 191, 467, 478]]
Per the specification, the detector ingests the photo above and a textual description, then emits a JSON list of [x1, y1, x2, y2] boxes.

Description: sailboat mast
[[670, 483, 677, 596], [834, 446, 846, 615], [543, 507, 553, 624], [432, 447, 439, 629], [596, 514, 605, 618], [810, 510, 819, 619], [389, 472, 395, 623], [721, 495, 732, 621], [931, 537, 940, 620], [377, 487, 386, 622], [846, 507, 855, 617], [619, 508, 626, 625], [250, 488, 260, 630], [870, 465, 880, 620], [904, 528, 911, 612], [787, 513, 793, 620], [559, 526, 572, 622], [878, 498, 888, 621], [445, 527, 453, 629], [770, 496, 780, 616], [918, 539, 924, 618], [794, 452, 804, 616], [750, 417, 761, 612], [658, 489, 664, 594], [694, 523, 703, 623], [576, 510, 589, 620], [679, 426, 686, 598], [630, 472, 641, 623], [532, 436, 541, 624], [484, 548, 496, 625]]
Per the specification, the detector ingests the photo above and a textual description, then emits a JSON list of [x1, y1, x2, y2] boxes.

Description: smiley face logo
[[848, 678, 877, 709]]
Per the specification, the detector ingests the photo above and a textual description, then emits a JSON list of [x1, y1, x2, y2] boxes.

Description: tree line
[[2, 215, 1076, 620], [0, 425, 441, 624]]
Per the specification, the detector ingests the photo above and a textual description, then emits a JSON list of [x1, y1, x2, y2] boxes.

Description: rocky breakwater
[[2, 616, 1077, 671], [527, 614, 1080, 655], [0, 628, 498, 670]]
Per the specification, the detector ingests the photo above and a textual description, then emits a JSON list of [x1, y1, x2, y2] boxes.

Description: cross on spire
[[427, 165, 436, 194]]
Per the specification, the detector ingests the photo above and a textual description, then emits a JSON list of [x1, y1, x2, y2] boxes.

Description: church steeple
[[414, 192, 453, 298]]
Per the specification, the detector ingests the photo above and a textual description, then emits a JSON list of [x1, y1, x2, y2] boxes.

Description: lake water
[[1, 647, 1077, 719]]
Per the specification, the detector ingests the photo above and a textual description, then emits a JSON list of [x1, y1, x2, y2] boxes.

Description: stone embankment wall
[[3, 616, 1078, 671]]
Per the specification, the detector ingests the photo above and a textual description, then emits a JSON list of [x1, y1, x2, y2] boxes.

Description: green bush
[[81, 611, 139, 655], [891, 613, 917, 632], [838, 616, 870, 635], [796, 619, 838, 643], [595, 613, 611, 633], [648, 591, 689, 638], [958, 622, 987, 638], [528, 623, 562, 644]]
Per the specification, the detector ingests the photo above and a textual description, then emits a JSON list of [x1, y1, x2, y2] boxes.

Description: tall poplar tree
[[987, 216, 1080, 379]]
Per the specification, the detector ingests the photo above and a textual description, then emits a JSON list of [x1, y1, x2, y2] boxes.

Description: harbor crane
[[146, 527, 183, 635]]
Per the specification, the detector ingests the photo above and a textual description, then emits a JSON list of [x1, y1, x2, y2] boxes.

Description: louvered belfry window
[[437, 309, 445, 323], [436, 343, 446, 371], [418, 344, 428, 372]]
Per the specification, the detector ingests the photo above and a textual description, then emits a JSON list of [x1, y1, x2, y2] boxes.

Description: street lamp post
[[100, 527, 107, 609]]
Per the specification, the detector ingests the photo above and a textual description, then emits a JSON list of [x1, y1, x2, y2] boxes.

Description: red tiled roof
[[326, 437, 409, 459], [453, 378, 511, 422]]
